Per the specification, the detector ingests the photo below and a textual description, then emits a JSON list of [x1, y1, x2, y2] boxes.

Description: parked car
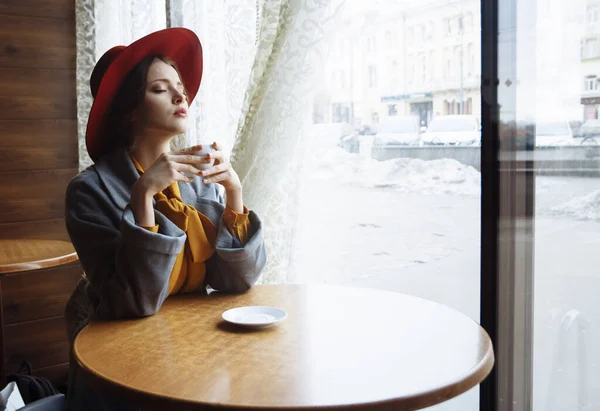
[[312, 122, 354, 148], [340, 124, 377, 153], [534, 121, 574, 147], [579, 119, 600, 144], [421, 115, 480, 145], [373, 116, 421, 146]]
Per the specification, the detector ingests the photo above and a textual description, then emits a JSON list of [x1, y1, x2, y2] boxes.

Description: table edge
[[74, 323, 495, 411], [0, 251, 79, 274]]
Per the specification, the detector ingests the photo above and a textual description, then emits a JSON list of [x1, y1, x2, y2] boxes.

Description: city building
[[581, 0, 600, 120], [314, 0, 481, 128]]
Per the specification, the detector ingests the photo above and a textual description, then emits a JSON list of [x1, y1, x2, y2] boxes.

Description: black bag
[[6, 360, 59, 404]]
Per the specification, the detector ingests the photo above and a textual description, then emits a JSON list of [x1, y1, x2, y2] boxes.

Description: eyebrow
[[150, 79, 183, 87]]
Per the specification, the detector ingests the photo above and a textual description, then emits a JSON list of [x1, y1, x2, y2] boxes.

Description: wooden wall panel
[[2, 262, 81, 325], [0, 169, 77, 223], [0, 14, 75, 69], [0, 0, 75, 19], [0, 0, 80, 390], [4, 316, 70, 372], [0, 219, 70, 241], [0, 120, 78, 171], [0, 68, 76, 119]]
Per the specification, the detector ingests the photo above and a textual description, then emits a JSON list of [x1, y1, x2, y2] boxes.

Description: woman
[[64, 28, 266, 410]]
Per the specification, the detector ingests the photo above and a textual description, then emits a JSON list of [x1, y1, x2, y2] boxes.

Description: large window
[[306, 1, 482, 409], [305, 0, 599, 409]]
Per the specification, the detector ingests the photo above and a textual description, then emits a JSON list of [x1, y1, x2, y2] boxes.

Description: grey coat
[[64, 147, 266, 332]]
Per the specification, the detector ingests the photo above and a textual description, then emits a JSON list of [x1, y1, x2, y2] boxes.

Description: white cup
[[195, 143, 215, 170]]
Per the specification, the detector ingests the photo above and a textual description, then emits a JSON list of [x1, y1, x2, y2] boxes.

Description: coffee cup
[[195, 143, 215, 170]]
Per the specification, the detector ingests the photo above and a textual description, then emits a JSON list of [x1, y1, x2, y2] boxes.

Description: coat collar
[[93, 147, 198, 210]]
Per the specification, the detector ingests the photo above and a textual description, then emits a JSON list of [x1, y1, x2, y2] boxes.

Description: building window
[[407, 26, 414, 44], [445, 100, 456, 115], [585, 38, 598, 59], [584, 75, 598, 91], [454, 46, 462, 79], [426, 22, 434, 40], [366, 36, 376, 53], [340, 70, 346, 89], [385, 30, 395, 48], [449, 17, 458, 35], [587, 6, 599, 23], [468, 43, 474, 76], [429, 50, 435, 80], [332, 103, 350, 123], [444, 47, 452, 79], [368, 65, 378, 88], [390, 60, 400, 88], [466, 12, 474, 31], [419, 53, 426, 83]]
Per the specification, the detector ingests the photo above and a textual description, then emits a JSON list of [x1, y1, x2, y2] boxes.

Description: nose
[[173, 89, 185, 105]]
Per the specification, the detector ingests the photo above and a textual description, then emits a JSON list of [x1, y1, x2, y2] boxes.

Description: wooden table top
[[0, 239, 78, 274], [74, 284, 494, 411]]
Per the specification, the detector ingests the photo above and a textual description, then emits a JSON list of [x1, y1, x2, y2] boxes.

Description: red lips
[[174, 108, 187, 117]]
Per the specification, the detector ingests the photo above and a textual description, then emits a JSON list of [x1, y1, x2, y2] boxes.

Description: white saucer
[[222, 306, 287, 329]]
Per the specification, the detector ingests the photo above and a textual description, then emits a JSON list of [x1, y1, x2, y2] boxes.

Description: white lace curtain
[[75, 0, 168, 169], [75, 0, 346, 283]]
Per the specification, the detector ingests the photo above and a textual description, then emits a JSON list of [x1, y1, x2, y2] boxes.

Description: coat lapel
[[94, 148, 141, 211]]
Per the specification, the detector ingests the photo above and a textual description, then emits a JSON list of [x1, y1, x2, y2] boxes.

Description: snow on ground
[[550, 189, 600, 221], [307, 147, 481, 196]]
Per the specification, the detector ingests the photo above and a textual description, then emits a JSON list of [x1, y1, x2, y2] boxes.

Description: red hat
[[86, 28, 203, 162]]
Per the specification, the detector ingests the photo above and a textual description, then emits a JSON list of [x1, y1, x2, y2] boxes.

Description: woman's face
[[137, 59, 189, 139]]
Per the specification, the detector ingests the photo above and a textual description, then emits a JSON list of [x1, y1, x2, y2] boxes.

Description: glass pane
[[297, 0, 482, 409], [499, 0, 600, 408]]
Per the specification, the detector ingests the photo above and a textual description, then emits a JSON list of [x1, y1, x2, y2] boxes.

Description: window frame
[[481, 0, 536, 409]]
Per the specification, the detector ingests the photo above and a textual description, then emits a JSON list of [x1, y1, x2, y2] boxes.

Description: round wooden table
[[0, 239, 78, 274], [74, 284, 494, 411]]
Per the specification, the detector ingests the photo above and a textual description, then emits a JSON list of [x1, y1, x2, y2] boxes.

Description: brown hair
[[104, 55, 187, 151]]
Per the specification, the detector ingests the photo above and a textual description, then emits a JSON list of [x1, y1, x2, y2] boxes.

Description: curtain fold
[[230, 0, 347, 282]]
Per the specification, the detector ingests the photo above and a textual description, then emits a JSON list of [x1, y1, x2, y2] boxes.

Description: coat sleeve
[[203, 189, 267, 293], [65, 174, 186, 319]]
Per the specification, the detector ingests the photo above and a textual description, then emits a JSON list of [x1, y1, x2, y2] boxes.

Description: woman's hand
[[199, 142, 242, 192], [133, 145, 210, 197], [199, 142, 244, 213], [130, 145, 210, 226]]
